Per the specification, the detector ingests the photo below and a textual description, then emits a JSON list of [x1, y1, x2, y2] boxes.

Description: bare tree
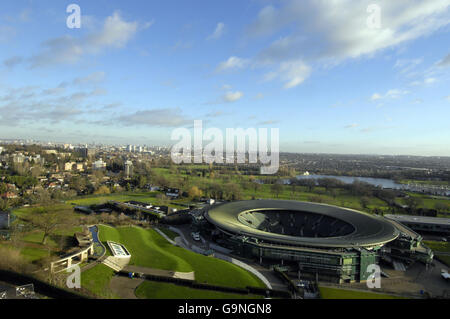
[[27, 207, 76, 245]]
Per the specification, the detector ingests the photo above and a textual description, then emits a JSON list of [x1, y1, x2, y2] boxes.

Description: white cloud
[[424, 77, 437, 84], [437, 53, 450, 67], [223, 91, 244, 103], [394, 58, 423, 75], [265, 60, 311, 89], [371, 89, 409, 101], [86, 11, 138, 51], [344, 123, 359, 129], [115, 108, 191, 127], [73, 72, 106, 85], [371, 93, 382, 101], [30, 11, 144, 68], [248, 0, 450, 63], [207, 22, 225, 40], [216, 56, 249, 72]]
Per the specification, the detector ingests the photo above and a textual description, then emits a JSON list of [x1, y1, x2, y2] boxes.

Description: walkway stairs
[[102, 256, 128, 272]]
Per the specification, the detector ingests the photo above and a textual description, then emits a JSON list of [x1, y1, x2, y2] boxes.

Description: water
[[295, 174, 403, 189], [289, 174, 450, 196]]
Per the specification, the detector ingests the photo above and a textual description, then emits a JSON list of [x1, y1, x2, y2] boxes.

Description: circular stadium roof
[[205, 200, 399, 248]]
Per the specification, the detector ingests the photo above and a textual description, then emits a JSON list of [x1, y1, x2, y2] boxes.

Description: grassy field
[[399, 180, 450, 187], [80, 225, 266, 298], [399, 193, 450, 211], [0, 214, 82, 263], [81, 264, 119, 299], [135, 281, 263, 299], [423, 240, 450, 253], [67, 191, 190, 208], [319, 286, 404, 299], [97, 225, 265, 288], [13, 203, 74, 219]]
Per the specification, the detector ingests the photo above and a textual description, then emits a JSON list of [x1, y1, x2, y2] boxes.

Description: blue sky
[[0, 0, 450, 155]]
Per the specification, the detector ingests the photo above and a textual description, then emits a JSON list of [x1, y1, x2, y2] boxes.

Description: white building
[[93, 159, 106, 170], [124, 160, 133, 178]]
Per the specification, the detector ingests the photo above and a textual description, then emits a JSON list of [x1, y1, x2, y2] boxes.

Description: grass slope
[[135, 281, 263, 299], [423, 241, 450, 253], [97, 225, 265, 289], [81, 264, 118, 299]]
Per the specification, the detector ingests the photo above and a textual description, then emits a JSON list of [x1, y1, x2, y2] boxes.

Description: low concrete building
[[385, 214, 450, 235]]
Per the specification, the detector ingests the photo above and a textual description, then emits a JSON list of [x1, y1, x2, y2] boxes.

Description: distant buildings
[[77, 147, 96, 158], [165, 188, 180, 199], [124, 160, 133, 178], [93, 159, 106, 171], [126, 145, 148, 153], [64, 162, 85, 172], [12, 153, 25, 164]]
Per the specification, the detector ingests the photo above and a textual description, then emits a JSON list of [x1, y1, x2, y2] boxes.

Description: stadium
[[200, 200, 433, 283]]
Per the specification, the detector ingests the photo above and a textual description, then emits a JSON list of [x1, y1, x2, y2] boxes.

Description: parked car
[[191, 232, 201, 241]]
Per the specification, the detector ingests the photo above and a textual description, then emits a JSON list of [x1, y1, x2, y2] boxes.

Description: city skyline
[[1, 1, 450, 156]]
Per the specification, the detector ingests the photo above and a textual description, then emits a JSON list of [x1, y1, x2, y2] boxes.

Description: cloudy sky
[[1, 0, 450, 155]]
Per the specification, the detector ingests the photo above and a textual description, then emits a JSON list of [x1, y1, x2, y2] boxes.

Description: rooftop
[[385, 214, 450, 226], [206, 200, 400, 248]]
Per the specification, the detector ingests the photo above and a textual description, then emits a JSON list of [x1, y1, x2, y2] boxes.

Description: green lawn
[[1, 223, 82, 263], [20, 247, 50, 262], [423, 240, 450, 253], [81, 264, 118, 298], [319, 287, 404, 299], [80, 225, 266, 298], [13, 203, 74, 219], [399, 193, 450, 211], [135, 281, 263, 299], [97, 225, 265, 289], [68, 191, 189, 209]]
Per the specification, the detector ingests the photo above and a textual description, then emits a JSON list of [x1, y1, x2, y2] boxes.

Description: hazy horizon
[[1, 1, 450, 156]]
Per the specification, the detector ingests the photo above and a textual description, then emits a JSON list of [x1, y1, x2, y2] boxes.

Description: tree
[[299, 179, 315, 192], [271, 183, 283, 198], [405, 196, 423, 211], [0, 198, 10, 211], [224, 183, 242, 200], [28, 207, 75, 245], [188, 186, 203, 200], [94, 185, 111, 195], [360, 196, 370, 209], [434, 202, 450, 213]]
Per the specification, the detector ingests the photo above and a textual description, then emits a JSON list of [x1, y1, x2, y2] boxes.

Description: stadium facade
[[198, 200, 433, 283]]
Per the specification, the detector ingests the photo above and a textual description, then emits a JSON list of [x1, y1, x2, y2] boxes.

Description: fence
[[0, 270, 88, 299]]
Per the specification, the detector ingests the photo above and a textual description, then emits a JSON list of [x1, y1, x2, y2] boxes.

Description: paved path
[[109, 276, 144, 299], [124, 265, 195, 280]]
